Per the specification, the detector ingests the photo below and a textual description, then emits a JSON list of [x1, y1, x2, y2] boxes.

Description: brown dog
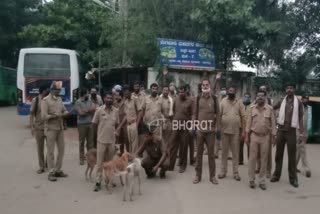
[[103, 151, 134, 193], [85, 148, 97, 181]]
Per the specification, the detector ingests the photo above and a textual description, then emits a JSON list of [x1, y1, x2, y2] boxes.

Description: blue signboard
[[158, 38, 215, 70]]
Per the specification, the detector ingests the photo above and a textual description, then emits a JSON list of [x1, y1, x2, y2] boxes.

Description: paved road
[[1, 106, 319, 214]]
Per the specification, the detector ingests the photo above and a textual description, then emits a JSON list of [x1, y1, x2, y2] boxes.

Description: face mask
[[243, 98, 251, 106], [303, 101, 308, 106], [84, 96, 89, 101], [202, 87, 211, 93], [220, 90, 226, 96], [169, 86, 175, 92], [105, 100, 113, 106], [134, 89, 140, 93], [228, 93, 235, 99], [91, 93, 97, 99], [151, 91, 158, 97]]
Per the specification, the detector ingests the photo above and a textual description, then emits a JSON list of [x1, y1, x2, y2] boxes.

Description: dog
[[85, 145, 122, 181], [85, 148, 97, 181], [103, 151, 134, 193], [123, 158, 142, 201]]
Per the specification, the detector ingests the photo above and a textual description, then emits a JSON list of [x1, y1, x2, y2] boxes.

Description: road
[[0, 106, 319, 214]]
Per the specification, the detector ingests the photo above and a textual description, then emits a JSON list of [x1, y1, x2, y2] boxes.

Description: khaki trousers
[[195, 132, 216, 179], [220, 133, 240, 175], [127, 122, 139, 153], [296, 137, 311, 173], [248, 133, 270, 184], [78, 124, 94, 161], [46, 129, 65, 173], [35, 129, 46, 169], [95, 143, 115, 183], [256, 135, 272, 175], [273, 129, 297, 181]]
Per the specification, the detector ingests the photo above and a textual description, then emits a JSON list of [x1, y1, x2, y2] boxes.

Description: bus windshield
[[24, 53, 71, 78]]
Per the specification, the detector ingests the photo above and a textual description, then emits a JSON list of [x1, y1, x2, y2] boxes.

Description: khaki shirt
[[173, 97, 194, 121], [124, 97, 142, 123], [143, 95, 162, 124], [246, 104, 276, 136], [220, 98, 246, 134], [158, 96, 172, 119], [132, 92, 146, 107], [92, 106, 119, 144], [41, 94, 68, 131], [137, 138, 167, 160], [194, 94, 219, 132], [30, 95, 45, 130]]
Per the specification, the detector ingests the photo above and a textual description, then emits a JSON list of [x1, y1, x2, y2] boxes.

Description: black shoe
[[259, 183, 266, 190], [179, 167, 185, 173], [37, 168, 45, 174], [48, 173, 57, 182], [249, 181, 256, 189], [94, 182, 101, 192], [290, 179, 299, 188], [306, 171, 311, 178], [159, 170, 166, 179], [147, 172, 156, 179], [54, 171, 68, 178], [270, 177, 279, 183], [239, 162, 244, 165]]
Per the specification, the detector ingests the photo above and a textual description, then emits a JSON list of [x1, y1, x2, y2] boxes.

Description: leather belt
[[252, 131, 269, 137]]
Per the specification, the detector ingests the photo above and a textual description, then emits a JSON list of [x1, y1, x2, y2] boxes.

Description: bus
[[17, 48, 81, 115], [0, 66, 17, 105]]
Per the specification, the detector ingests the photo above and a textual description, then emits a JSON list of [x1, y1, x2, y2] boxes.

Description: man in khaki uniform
[[92, 92, 119, 192], [89, 87, 103, 148], [296, 95, 312, 178], [75, 88, 95, 165], [132, 82, 146, 149], [114, 90, 129, 154], [41, 81, 69, 182], [158, 85, 174, 145], [166, 85, 194, 173], [193, 79, 220, 185], [142, 83, 162, 139], [245, 91, 276, 190], [239, 92, 252, 165], [218, 86, 246, 181], [30, 84, 49, 174], [118, 85, 142, 153]]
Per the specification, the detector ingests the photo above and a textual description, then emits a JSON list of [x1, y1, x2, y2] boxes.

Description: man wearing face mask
[[141, 83, 162, 140], [30, 84, 50, 174], [92, 91, 119, 192], [75, 88, 95, 165], [239, 92, 252, 165], [218, 86, 246, 181], [89, 88, 103, 107], [41, 81, 69, 182], [296, 95, 312, 178]]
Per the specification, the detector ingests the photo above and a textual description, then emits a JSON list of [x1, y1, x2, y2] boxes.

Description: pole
[[98, 51, 101, 94]]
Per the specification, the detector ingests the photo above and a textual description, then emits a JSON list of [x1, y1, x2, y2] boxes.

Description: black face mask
[[84, 96, 89, 101], [228, 93, 235, 99], [105, 100, 113, 106], [91, 93, 97, 99]]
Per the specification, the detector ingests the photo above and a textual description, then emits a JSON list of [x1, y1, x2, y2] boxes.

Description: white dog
[[123, 158, 142, 201]]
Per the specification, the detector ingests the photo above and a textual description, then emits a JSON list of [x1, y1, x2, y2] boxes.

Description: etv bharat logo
[[147, 118, 214, 131]]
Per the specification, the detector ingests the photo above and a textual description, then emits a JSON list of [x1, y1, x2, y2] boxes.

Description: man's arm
[[29, 98, 36, 135], [75, 101, 87, 116], [273, 99, 282, 110], [245, 107, 253, 144], [135, 141, 146, 158], [211, 72, 221, 95], [298, 101, 304, 134], [239, 102, 246, 134]]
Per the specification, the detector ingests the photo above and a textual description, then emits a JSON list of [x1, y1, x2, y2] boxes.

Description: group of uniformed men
[[30, 74, 312, 191]]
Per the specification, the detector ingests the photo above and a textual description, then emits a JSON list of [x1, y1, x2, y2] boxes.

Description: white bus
[[17, 48, 80, 115]]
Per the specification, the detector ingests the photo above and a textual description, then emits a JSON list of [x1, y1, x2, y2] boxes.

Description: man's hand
[[114, 128, 120, 137], [163, 68, 168, 76], [244, 135, 250, 145], [152, 166, 159, 173], [241, 132, 246, 140], [216, 72, 222, 80]]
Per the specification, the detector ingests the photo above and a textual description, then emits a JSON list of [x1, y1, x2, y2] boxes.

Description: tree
[[0, 0, 40, 67]]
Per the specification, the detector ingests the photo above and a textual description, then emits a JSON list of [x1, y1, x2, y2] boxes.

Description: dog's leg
[[129, 180, 134, 201], [138, 172, 142, 196], [123, 174, 128, 201], [120, 175, 124, 186]]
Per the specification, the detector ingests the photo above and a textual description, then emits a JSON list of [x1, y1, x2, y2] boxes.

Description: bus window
[[24, 54, 71, 78]]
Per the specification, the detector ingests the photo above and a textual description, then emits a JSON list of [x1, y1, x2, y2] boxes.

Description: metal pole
[[98, 51, 101, 94]]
